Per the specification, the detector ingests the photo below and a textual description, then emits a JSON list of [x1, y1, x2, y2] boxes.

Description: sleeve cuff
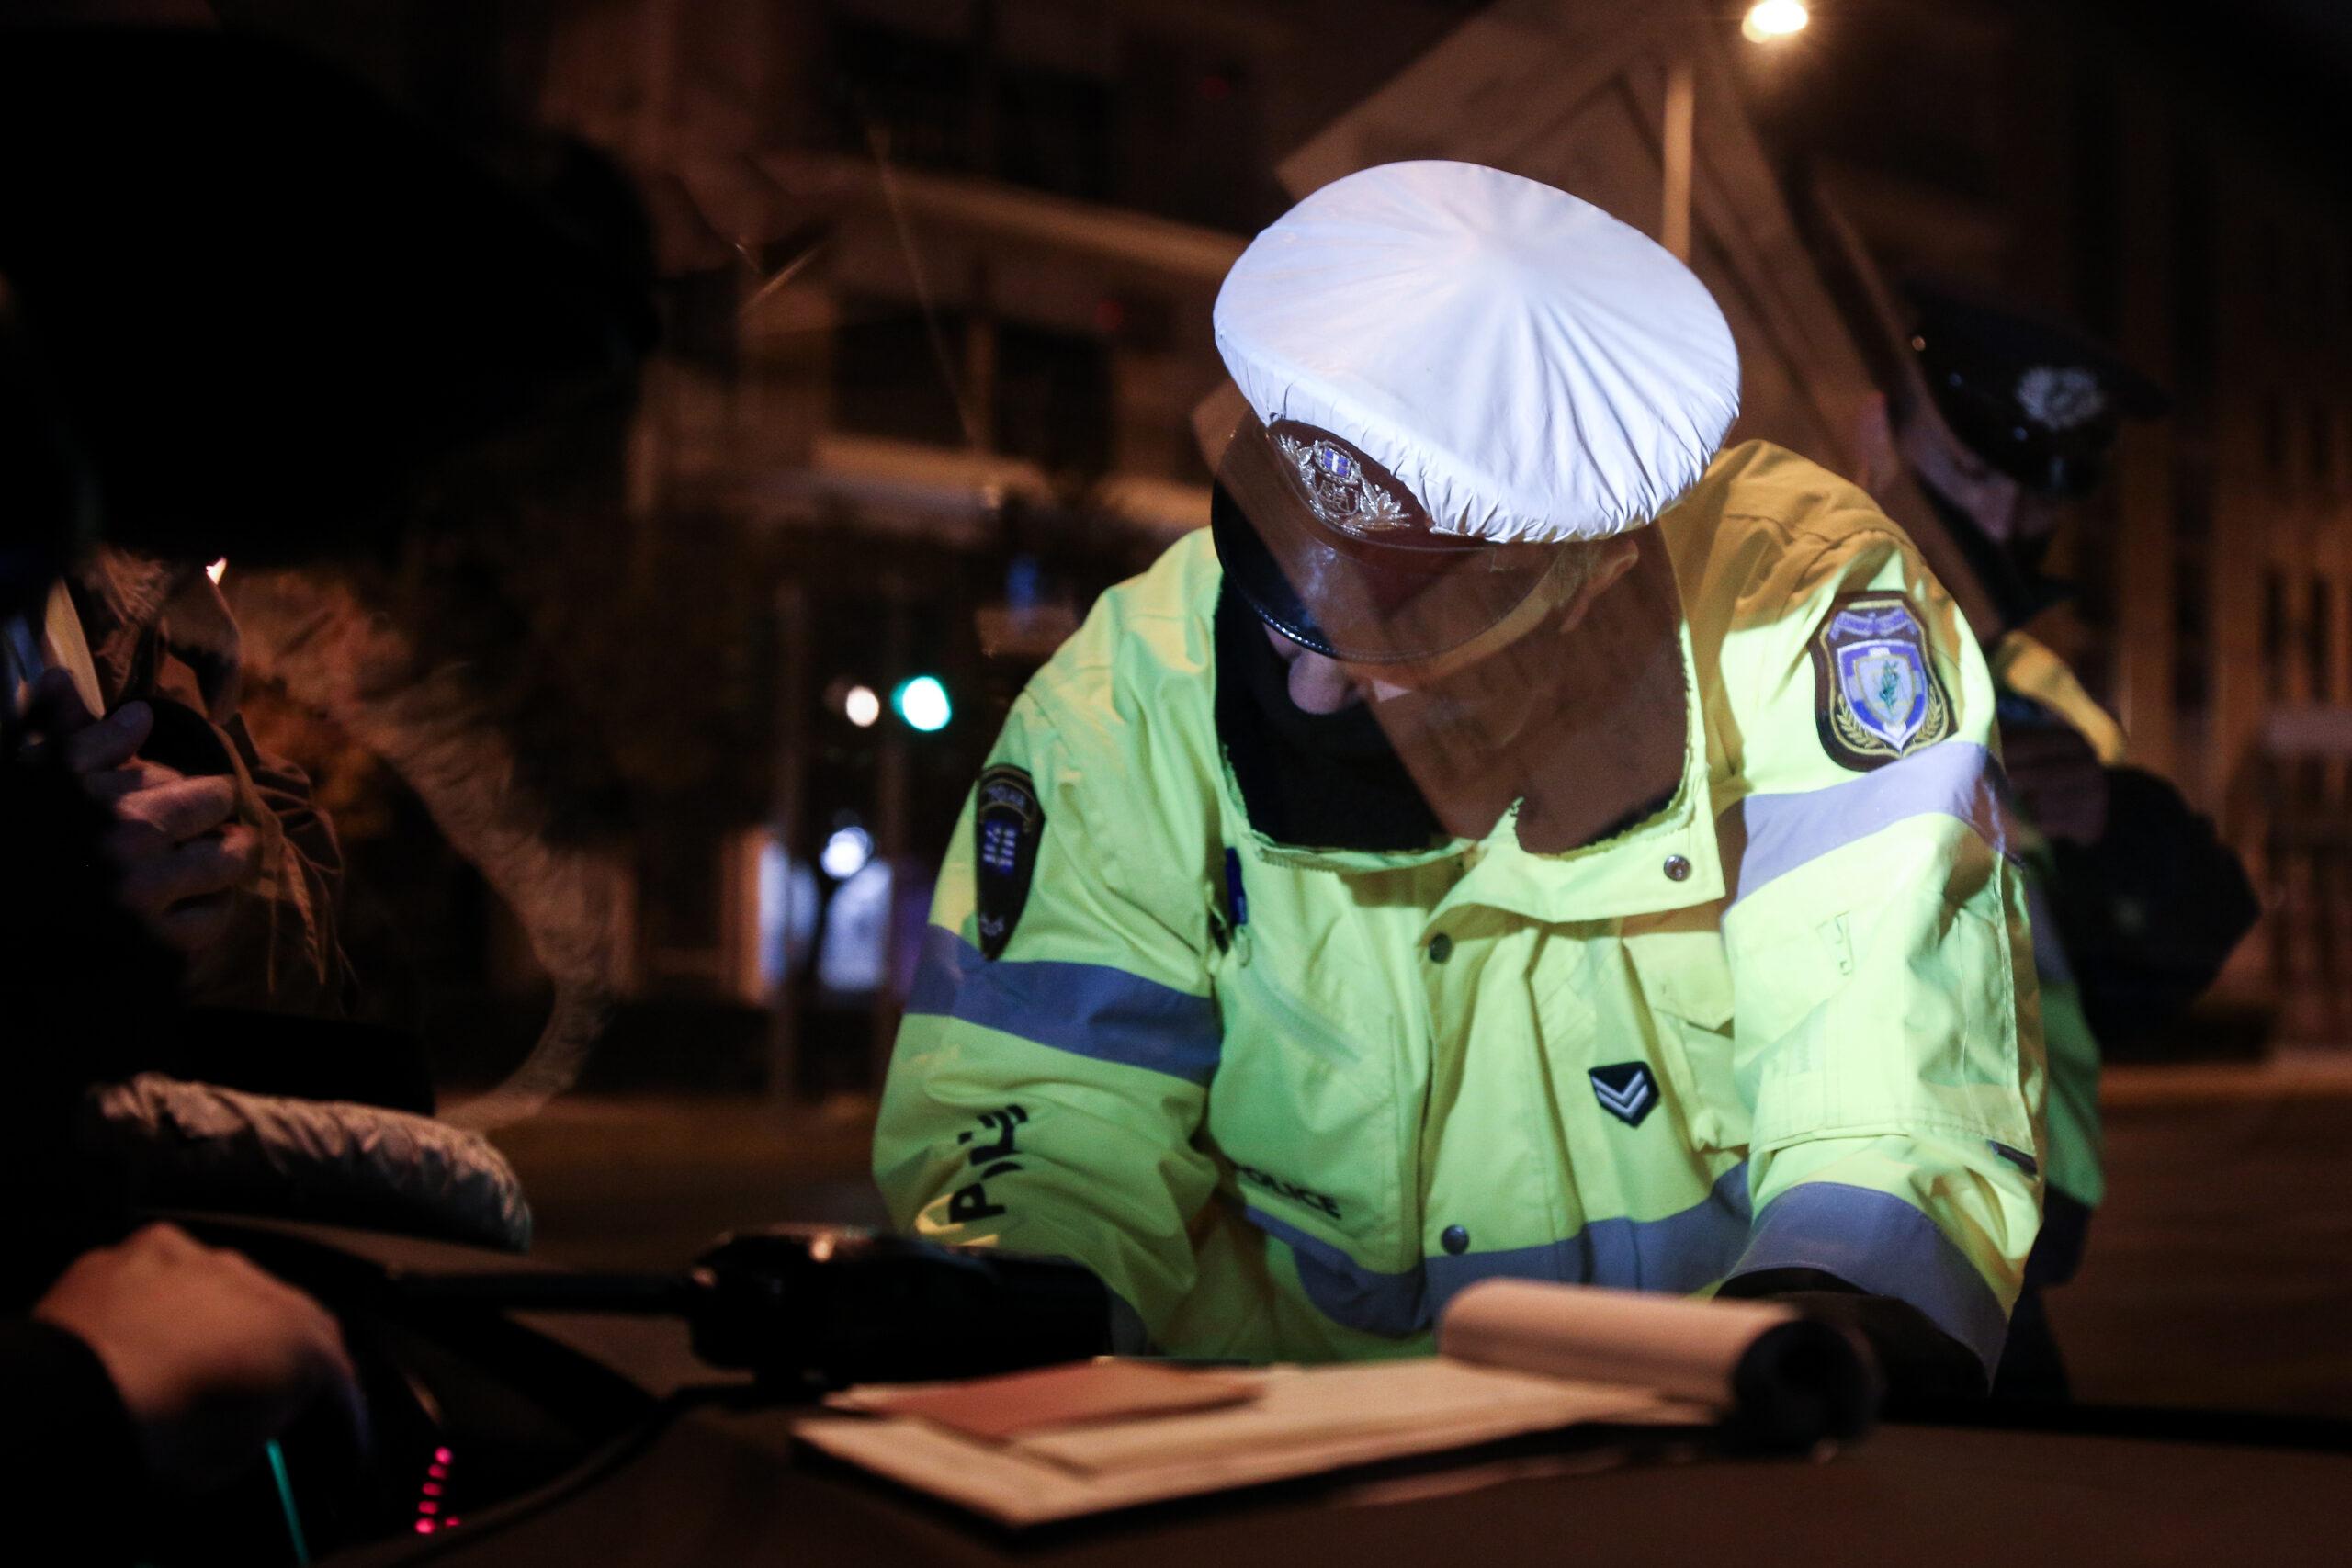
[[1725, 1180, 2012, 1378]]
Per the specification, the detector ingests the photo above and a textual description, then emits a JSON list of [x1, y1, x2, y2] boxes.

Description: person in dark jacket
[[1886, 279, 2260, 1398]]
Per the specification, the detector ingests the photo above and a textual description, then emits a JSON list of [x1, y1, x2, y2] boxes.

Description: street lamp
[[1742, 1, 1809, 45], [821, 824, 875, 879], [1666, 1, 1812, 261]]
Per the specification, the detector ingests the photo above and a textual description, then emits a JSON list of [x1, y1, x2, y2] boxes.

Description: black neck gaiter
[[1213, 583, 1446, 853]]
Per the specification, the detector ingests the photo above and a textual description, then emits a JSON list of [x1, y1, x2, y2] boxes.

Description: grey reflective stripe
[[1242, 1164, 1752, 1339], [1425, 1163, 1754, 1318], [1245, 1206, 1428, 1337], [1727, 741, 2011, 906], [1728, 1180, 2011, 1376], [905, 927, 1221, 1085]]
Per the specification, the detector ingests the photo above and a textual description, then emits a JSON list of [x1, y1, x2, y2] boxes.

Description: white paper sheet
[[797, 1360, 1679, 1525]]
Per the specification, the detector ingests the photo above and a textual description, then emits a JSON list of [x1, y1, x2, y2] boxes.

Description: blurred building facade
[[519, 0, 1472, 1090], [222, 0, 2352, 1074]]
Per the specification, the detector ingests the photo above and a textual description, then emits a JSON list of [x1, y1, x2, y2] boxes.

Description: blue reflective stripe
[[1727, 742, 2011, 906], [1246, 1206, 1428, 1337], [906, 927, 1221, 1085], [1243, 1164, 1753, 1339], [1426, 1163, 1754, 1317], [1728, 1180, 2011, 1376]]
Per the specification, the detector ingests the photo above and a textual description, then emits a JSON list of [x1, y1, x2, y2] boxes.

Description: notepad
[[836, 1359, 1261, 1441]]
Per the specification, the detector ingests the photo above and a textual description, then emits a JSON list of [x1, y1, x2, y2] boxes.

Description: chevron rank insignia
[[1589, 1062, 1660, 1128]]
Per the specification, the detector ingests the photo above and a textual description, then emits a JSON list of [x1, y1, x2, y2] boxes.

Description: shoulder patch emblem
[[1809, 592, 1953, 772], [973, 764, 1044, 959]]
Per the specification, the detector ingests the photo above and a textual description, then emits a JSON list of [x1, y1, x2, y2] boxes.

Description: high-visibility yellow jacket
[[1989, 628, 2120, 1210], [876, 441, 2047, 1376], [1991, 631, 2127, 768]]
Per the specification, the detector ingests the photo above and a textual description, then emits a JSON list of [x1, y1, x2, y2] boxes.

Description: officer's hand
[[1999, 720, 2110, 845], [32, 1224, 366, 1496], [23, 669, 260, 953]]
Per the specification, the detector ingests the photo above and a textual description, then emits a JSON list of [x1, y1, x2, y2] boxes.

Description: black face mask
[[1228, 607, 1397, 761], [1213, 583, 1445, 852]]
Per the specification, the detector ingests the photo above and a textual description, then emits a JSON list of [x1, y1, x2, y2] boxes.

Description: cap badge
[[1274, 432, 1414, 536], [2015, 366, 2107, 433]]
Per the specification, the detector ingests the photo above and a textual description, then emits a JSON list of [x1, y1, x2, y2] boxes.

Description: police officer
[[1893, 280, 2258, 1396], [877, 163, 2046, 1393]]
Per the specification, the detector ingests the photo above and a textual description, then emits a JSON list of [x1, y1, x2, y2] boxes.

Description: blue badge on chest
[[973, 765, 1044, 960], [1809, 592, 1953, 772], [1589, 1062, 1660, 1127]]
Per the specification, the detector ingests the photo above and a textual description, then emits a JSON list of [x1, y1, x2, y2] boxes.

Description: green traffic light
[[892, 675, 952, 732]]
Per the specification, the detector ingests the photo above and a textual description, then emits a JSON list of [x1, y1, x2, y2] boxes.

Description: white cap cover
[[1212, 161, 1740, 543]]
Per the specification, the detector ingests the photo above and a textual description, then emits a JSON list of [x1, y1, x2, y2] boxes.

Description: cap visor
[[1198, 396, 1557, 665]]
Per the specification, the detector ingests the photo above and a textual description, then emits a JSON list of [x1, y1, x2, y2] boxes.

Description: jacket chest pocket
[[1622, 919, 1747, 1154], [1205, 949, 1416, 1269]]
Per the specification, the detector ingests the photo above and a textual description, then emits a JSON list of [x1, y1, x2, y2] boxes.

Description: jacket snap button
[[1427, 932, 1453, 963], [1441, 1224, 1470, 1255], [1663, 854, 1691, 882]]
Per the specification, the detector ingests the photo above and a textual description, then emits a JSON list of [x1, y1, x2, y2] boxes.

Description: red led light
[[435, 1448, 453, 1464], [419, 1501, 439, 1516], [446, 1517, 463, 1529], [423, 1482, 443, 1496], [414, 1520, 435, 1535], [428, 1465, 447, 1479]]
